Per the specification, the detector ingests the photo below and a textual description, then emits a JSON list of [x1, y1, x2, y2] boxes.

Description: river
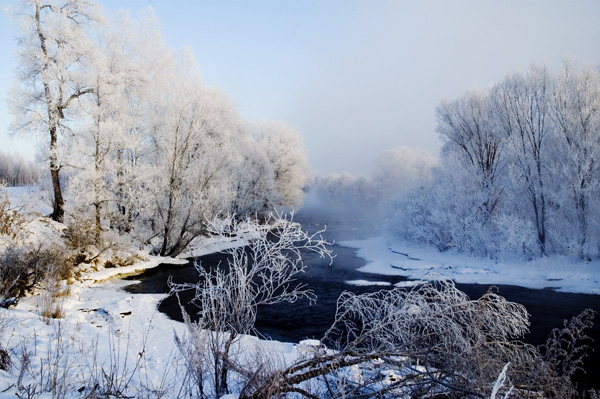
[[123, 210, 600, 391]]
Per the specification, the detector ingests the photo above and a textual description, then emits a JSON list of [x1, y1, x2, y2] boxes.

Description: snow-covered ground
[[342, 236, 600, 295], [0, 187, 298, 398], [1, 186, 599, 397], [1, 231, 598, 397], [2, 186, 53, 217], [0, 257, 299, 398]]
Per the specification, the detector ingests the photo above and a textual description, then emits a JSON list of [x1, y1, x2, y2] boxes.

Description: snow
[[296, 339, 325, 356], [178, 230, 254, 259], [2, 187, 599, 397], [2, 186, 52, 216], [0, 260, 299, 398], [78, 256, 188, 283], [0, 274, 182, 397], [342, 236, 600, 295], [346, 279, 392, 287]]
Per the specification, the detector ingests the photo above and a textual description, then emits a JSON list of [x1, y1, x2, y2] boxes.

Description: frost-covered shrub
[[239, 280, 596, 399], [0, 345, 9, 371], [388, 172, 498, 258], [0, 243, 71, 308], [324, 280, 535, 396], [237, 279, 535, 398], [494, 213, 538, 256], [171, 213, 333, 397], [537, 308, 597, 398], [37, 271, 70, 322], [0, 185, 28, 241], [63, 216, 97, 253], [0, 150, 40, 187], [0, 311, 10, 371]]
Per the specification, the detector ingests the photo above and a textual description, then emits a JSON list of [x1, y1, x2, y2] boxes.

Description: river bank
[[1, 204, 599, 396]]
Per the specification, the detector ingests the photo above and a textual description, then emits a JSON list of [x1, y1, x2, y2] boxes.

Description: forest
[[0, 150, 39, 187], [313, 63, 600, 261], [393, 63, 600, 260], [7, 0, 310, 257], [0, 1, 598, 398]]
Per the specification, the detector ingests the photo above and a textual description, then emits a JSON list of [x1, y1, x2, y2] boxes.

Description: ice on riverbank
[[341, 236, 600, 295], [346, 279, 392, 287]]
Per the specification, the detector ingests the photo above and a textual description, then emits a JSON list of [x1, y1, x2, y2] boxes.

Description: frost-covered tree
[[491, 66, 554, 256], [6, 1, 314, 257], [305, 147, 436, 242], [406, 89, 509, 256], [391, 63, 600, 259], [66, 10, 170, 243], [108, 11, 173, 236], [437, 89, 505, 224], [551, 62, 600, 259], [229, 131, 277, 217], [0, 150, 40, 186], [389, 154, 506, 255], [255, 121, 310, 210], [8, 0, 104, 222], [66, 23, 126, 243], [146, 51, 240, 256], [372, 146, 436, 200], [312, 172, 376, 212]]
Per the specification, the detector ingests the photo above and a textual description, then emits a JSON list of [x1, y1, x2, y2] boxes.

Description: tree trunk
[[37, 3, 64, 223], [49, 126, 64, 223]]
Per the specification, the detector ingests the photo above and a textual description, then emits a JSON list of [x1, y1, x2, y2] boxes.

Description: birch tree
[[8, 0, 104, 222], [67, 22, 125, 242], [108, 10, 173, 235], [66, 10, 171, 242], [437, 89, 505, 224], [551, 62, 600, 259], [491, 66, 554, 256]]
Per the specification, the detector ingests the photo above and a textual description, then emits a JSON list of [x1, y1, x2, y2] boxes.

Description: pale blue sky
[[2, 1, 600, 174]]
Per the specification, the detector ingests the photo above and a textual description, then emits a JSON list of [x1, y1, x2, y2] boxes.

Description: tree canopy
[[7, 0, 311, 256]]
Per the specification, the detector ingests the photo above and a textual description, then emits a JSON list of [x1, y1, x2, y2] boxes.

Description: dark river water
[[123, 211, 600, 391]]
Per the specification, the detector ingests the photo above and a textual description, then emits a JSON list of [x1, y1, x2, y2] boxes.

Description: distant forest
[[0, 150, 39, 186], [313, 63, 600, 260]]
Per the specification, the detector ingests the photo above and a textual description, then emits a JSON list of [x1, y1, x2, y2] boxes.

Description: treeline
[[391, 63, 600, 260], [8, 1, 309, 256], [0, 150, 39, 186]]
